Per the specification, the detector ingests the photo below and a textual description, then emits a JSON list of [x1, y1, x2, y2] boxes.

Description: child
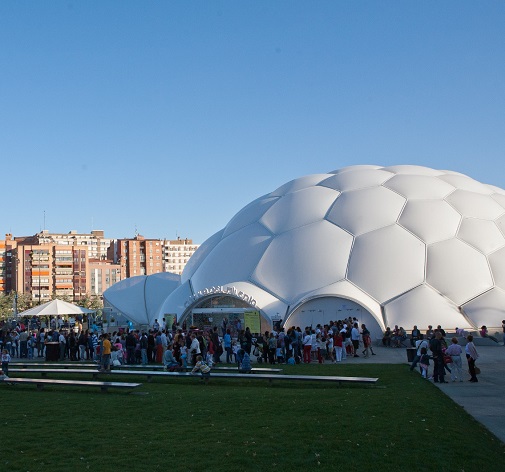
[[180, 344, 188, 369], [419, 347, 430, 379], [1, 349, 11, 376], [232, 341, 239, 363], [191, 355, 211, 378], [276, 345, 284, 364]]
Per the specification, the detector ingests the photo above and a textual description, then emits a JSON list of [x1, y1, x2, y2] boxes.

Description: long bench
[[8, 368, 378, 386], [9, 363, 283, 374], [1, 377, 141, 393]]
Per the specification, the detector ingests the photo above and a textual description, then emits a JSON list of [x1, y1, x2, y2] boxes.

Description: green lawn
[[1, 363, 503, 472]]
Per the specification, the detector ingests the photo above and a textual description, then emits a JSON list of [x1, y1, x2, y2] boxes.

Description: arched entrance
[[285, 296, 383, 337], [182, 294, 270, 336]]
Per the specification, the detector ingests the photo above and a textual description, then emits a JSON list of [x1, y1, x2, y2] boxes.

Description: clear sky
[[1, 1, 504, 244]]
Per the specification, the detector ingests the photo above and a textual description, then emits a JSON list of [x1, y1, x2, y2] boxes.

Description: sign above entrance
[[184, 285, 257, 308]]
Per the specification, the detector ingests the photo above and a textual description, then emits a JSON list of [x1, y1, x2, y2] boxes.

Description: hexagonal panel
[[399, 200, 461, 244], [222, 195, 279, 238], [462, 288, 505, 328], [438, 174, 494, 195], [384, 174, 455, 199], [347, 225, 426, 303], [252, 221, 353, 302], [446, 190, 505, 219], [326, 186, 406, 236], [427, 239, 493, 305], [318, 168, 393, 192], [384, 284, 472, 330], [382, 165, 444, 176], [489, 246, 505, 291], [457, 218, 505, 254], [268, 174, 330, 197], [191, 223, 273, 289], [260, 186, 339, 234]]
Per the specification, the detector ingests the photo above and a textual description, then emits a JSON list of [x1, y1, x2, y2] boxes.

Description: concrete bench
[[8, 368, 377, 386], [1, 377, 141, 393], [181, 372, 379, 386]]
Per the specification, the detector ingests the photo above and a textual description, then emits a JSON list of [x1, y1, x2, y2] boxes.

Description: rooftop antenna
[[91, 216, 94, 231]]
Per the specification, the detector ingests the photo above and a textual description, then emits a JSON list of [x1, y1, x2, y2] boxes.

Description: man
[[411, 325, 421, 347], [302, 328, 312, 363], [125, 331, 137, 365], [211, 327, 222, 364], [140, 332, 148, 365], [19, 329, 29, 358], [58, 330, 66, 361], [425, 325, 434, 340], [100, 333, 111, 373], [189, 333, 201, 366], [409, 334, 428, 371], [429, 331, 446, 383], [351, 323, 360, 357]]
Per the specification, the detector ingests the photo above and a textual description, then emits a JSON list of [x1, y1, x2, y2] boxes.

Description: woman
[[361, 323, 375, 358], [445, 337, 463, 382], [480, 326, 498, 343], [465, 335, 479, 382]]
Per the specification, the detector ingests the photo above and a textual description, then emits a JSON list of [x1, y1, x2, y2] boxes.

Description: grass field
[[1, 363, 503, 472]]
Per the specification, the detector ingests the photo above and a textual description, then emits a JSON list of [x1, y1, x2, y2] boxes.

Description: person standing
[[99, 334, 111, 373], [445, 337, 464, 382], [1, 349, 11, 376], [140, 332, 148, 365], [351, 323, 360, 357], [409, 335, 428, 371], [302, 328, 312, 363], [465, 335, 479, 382], [125, 331, 137, 365], [429, 331, 447, 383], [189, 333, 201, 366], [361, 324, 375, 358]]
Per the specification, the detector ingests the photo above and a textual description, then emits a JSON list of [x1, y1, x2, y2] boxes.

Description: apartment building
[[110, 234, 164, 279], [0, 231, 199, 302], [163, 237, 199, 275], [89, 259, 121, 296]]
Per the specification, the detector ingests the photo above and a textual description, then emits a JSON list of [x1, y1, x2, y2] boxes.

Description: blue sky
[[1, 1, 504, 244]]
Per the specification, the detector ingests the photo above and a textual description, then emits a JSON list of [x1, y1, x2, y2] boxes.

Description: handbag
[[474, 366, 481, 375], [443, 355, 452, 364]]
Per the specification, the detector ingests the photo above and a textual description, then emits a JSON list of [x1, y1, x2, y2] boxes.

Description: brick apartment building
[[0, 231, 199, 303]]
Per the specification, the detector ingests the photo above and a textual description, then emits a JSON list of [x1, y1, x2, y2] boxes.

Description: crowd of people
[[406, 325, 482, 383], [1, 314, 503, 381]]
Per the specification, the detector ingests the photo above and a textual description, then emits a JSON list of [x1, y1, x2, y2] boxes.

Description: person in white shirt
[[351, 323, 360, 357], [409, 335, 428, 372], [189, 333, 201, 366]]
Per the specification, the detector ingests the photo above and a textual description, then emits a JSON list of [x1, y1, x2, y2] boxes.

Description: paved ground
[[350, 343, 505, 443]]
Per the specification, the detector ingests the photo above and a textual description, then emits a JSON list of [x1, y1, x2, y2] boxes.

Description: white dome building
[[106, 165, 505, 336]]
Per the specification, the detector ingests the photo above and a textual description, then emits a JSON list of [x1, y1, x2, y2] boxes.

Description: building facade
[[1, 231, 199, 306], [162, 238, 199, 275]]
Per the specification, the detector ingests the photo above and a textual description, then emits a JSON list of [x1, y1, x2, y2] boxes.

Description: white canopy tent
[[17, 299, 96, 317]]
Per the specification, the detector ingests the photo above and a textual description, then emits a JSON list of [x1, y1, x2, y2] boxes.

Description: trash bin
[[406, 347, 416, 362], [45, 342, 59, 361]]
